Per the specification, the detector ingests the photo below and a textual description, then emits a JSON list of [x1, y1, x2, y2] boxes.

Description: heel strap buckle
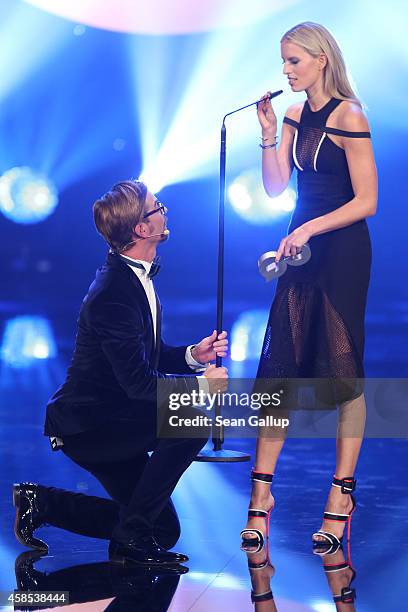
[[248, 509, 268, 518], [251, 590, 274, 603], [324, 561, 349, 573], [248, 559, 269, 570], [333, 476, 356, 494], [334, 586, 356, 603], [251, 469, 273, 484]]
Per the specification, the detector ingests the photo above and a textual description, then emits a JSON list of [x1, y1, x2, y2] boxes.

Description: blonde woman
[[240, 22, 377, 565]]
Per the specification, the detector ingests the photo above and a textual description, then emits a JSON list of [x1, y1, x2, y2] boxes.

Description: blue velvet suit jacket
[[44, 252, 198, 437]]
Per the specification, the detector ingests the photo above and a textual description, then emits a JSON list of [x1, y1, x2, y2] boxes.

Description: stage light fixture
[[230, 309, 269, 362], [0, 166, 58, 224], [228, 169, 295, 224], [0, 316, 57, 368]]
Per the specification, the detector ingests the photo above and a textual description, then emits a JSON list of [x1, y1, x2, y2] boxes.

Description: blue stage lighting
[[131, 21, 290, 191], [0, 3, 72, 102], [73, 24, 86, 36], [1, 315, 57, 368], [230, 309, 269, 362], [228, 169, 295, 224], [0, 166, 58, 224], [310, 602, 335, 612]]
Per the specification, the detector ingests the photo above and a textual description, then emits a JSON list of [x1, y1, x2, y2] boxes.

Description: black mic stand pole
[[196, 90, 283, 462]]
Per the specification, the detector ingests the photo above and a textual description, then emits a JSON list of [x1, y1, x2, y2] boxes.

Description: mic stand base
[[195, 447, 251, 462]]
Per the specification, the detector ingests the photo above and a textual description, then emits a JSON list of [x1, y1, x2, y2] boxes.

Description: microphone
[[148, 229, 170, 239], [134, 229, 170, 240], [223, 89, 283, 124], [120, 229, 170, 250], [266, 90, 284, 101]]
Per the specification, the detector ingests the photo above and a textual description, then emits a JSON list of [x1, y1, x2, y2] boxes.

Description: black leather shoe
[[13, 483, 48, 552], [109, 535, 189, 566], [15, 550, 47, 591], [109, 562, 189, 583]]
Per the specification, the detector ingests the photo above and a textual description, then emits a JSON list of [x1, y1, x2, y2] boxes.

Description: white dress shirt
[[121, 255, 158, 340]]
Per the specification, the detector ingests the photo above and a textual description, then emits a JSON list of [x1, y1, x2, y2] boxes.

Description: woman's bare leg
[[243, 421, 288, 539], [313, 393, 366, 542]]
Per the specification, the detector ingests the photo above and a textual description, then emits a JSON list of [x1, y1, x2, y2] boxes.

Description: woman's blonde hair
[[281, 22, 360, 105]]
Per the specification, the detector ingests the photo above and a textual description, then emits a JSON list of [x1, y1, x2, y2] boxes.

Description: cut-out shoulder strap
[[283, 117, 370, 138], [323, 126, 371, 138], [283, 116, 300, 129]]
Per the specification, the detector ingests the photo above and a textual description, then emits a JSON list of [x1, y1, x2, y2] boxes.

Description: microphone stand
[[196, 90, 283, 462]]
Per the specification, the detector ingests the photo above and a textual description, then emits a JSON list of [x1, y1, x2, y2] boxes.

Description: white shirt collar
[[120, 254, 153, 275]]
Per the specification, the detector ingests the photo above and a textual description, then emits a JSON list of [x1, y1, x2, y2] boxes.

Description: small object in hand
[[258, 243, 311, 281], [286, 243, 311, 267]]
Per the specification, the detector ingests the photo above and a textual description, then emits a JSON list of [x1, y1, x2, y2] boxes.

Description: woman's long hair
[[281, 22, 361, 105]]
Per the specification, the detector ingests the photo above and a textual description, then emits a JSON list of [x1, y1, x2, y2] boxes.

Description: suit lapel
[[106, 252, 155, 360], [154, 290, 162, 369]]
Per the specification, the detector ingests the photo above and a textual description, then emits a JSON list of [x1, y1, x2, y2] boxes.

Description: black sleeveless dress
[[256, 98, 372, 405]]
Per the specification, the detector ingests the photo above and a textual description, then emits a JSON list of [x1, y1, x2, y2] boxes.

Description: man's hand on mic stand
[[191, 330, 228, 363], [203, 364, 228, 394], [192, 331, 229, 394]]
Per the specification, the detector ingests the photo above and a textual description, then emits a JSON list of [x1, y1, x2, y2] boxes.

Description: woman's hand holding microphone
[[257, 91, 278, 145]]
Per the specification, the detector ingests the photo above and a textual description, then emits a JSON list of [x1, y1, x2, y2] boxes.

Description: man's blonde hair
[[93, 180, 148, 252]]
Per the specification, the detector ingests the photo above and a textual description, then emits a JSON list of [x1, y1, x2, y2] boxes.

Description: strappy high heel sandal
[[312, 475, 356, 554], [247, 542, 275, 605], [324, 558, 357, 605], [240, 469, 274, 553]]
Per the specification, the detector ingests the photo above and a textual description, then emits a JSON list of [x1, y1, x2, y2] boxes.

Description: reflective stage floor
[[0, 302, 407, 611]]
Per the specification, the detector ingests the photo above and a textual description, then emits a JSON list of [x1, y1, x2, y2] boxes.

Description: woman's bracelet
[[259, 142, 277, 149], [260, 135, 278, 149]]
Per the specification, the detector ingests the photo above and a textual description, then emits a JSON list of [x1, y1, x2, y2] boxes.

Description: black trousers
[[42, 414, 208, 547]]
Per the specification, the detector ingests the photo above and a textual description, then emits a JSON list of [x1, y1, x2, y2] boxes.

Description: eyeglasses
[[143, 200, 168, 219]]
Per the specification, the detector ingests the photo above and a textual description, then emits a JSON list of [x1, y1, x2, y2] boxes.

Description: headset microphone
[[149, 229, 170, 238]]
